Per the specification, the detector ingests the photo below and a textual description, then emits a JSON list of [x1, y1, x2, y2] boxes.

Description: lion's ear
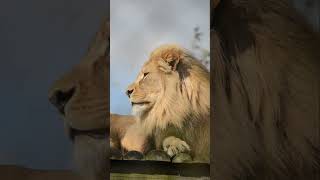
[[158, 58, 179, 73]]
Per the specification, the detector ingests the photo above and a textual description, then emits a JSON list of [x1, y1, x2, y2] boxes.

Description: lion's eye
[[143, 72, 149, 78]]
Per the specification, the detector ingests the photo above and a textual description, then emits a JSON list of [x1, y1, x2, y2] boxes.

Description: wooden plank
[[111, 173, 210, 180], [110, 160, 210, 178]]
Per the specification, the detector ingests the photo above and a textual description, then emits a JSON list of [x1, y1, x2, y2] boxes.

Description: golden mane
[[139, 44, 210, 134]]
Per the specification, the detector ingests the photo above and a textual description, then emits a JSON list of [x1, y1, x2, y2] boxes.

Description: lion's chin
[[64, 111, 106, 131], [64, 123, 107, 142], [131, 103, 150, 117]]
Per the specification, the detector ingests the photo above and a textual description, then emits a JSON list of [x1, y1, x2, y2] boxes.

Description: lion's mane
[[140, 45, 210, 133], [212, 0, 320, 179]]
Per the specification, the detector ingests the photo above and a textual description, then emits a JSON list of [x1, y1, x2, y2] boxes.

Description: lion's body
[[124, 44, 210, 162], [212, 0, 320, 179], [110, 113, 136, 150]]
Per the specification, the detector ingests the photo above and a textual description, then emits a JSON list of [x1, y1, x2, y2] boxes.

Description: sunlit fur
[[125, 44, 210, 162], [110, 113, 136, 150], [142, 45, 209, 131]]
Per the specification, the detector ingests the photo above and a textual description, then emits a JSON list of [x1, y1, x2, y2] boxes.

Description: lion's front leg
[[162, 136, 191, 157], [121, 123, 147, 153]]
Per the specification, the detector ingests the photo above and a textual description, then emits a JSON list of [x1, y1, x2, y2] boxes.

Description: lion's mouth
[[68, 127, 107, 141], [131, 101, 150, 106]]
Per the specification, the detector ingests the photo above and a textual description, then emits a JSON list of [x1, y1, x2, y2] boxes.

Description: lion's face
[[127, 61, 163, 117], [126, 45, 183, 120]]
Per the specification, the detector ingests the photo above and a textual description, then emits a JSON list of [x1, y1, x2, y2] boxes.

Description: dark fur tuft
[[212, 0, 320, 179]]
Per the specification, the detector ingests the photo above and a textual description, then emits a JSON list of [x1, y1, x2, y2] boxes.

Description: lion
[[122, 44, 210, 162], [48, 17, 109, 180], [212, 0, 320, 179]]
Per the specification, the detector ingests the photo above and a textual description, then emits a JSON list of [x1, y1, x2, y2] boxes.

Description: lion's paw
[[162, 136, 190, 157]]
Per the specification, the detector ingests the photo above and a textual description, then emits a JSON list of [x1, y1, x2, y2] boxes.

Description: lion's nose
[[126, 89, 134, 98], [49, 87, 76, 115]]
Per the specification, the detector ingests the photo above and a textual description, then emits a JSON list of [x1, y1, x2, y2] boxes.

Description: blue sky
[[110, 0, 210, 115]]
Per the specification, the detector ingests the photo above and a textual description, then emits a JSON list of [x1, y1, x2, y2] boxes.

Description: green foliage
[[191, 26, 210, 70]]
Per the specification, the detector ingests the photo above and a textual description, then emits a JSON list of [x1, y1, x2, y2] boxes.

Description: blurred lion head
[[48, 17, 109, 180]]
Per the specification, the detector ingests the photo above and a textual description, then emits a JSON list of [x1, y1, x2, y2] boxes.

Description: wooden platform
[[110, 160, 210, 179], [111, 173, 210, 180]]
